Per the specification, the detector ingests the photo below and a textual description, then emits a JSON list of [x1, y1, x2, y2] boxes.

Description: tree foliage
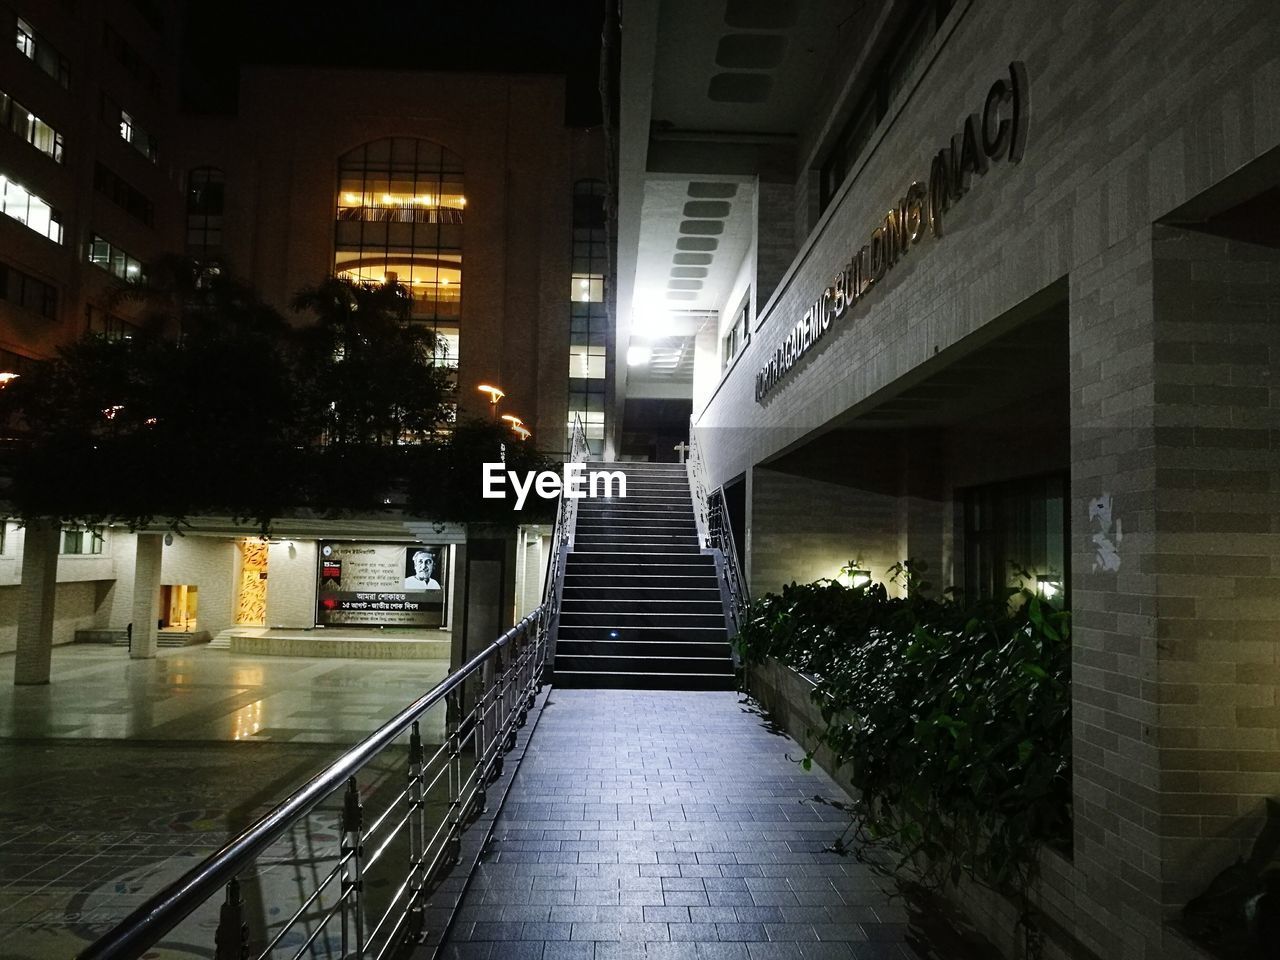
[[0, 265, 553, 532]]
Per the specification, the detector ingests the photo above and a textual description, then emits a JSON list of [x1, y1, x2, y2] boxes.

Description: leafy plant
[[735, 568, 1071, 953]]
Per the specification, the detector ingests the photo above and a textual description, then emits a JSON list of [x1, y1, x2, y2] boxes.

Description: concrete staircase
[[553, 461, 735, 690]]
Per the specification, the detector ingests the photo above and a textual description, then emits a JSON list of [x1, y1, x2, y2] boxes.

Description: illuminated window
[[87, 233, 144, 280], [569, 344, 606, 379], [102, 95, 158, 162], [15, 17, 69, 88], [568, 179, 609, 454], [0, 90, 64, 162], [0, 173, 64, 242], [335, 137, 463, 362], [571, 273, 604, 302]]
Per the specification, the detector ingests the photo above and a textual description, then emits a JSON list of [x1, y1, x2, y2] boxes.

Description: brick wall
[[693, 1, 1280, 956]]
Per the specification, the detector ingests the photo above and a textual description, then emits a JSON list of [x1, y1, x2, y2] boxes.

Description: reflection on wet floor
[[0, 644, 453, 958], [0, 644, 450, 743]]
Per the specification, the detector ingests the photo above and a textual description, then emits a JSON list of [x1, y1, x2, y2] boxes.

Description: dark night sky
[[181, 0, 606, 126]]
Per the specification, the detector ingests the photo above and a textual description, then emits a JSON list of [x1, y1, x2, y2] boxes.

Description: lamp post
[[477, 383, 504, 419]]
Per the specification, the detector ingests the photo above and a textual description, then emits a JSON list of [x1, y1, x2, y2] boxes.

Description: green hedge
[[735, 568, 1071, 916]]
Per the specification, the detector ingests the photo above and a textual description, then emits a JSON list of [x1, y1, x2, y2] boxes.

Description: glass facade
[[334, 138, 463, 364], [568, 179, 607, 453]]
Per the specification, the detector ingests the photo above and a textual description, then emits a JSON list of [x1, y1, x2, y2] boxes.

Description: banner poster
[[316, 541, 448, 627]]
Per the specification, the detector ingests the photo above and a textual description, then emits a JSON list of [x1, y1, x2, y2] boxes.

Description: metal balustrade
[[76, 420, 591, 960], [76, 610, 545, 960], [687, 425, 749, 635]]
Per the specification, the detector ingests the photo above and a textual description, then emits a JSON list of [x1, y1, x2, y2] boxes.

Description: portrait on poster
[[316, 541, 448, 627]]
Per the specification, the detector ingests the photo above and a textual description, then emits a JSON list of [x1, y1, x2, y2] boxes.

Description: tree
[[291, 278, 454, 447], [0, 285, 307, 531]]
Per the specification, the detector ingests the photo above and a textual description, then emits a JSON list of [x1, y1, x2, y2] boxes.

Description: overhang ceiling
[[617, 0, 878, 406]]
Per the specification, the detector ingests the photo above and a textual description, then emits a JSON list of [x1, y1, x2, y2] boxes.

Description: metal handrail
[[541, 414, 588, 668], [707, 486, 748, 633], [77, 606, 548, 960], [687, 423, 749, 634]]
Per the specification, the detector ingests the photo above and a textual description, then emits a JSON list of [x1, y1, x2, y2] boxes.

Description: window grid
[[186, 166, 224, 264], [102, 95, 158, 162], [334, 137, 464, 358], [87, 233, 144, 280], [568, 179, 608, 454], [818, 0, 953, 213], [0, 172, 64, 242], [86, 303, 139, 339], [0, 259, 57, 318], [15, 16, 69, 88], [94, 162, 154, 226], [0, 89, 64, 162], [103, 23, 161, 97], [61, 525, 105, 555]]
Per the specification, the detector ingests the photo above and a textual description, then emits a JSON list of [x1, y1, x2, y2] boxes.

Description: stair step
[[553, 671, 737, 691], [554, 654, 734, 674], [557, 625, 729, 642], [556, 639, 732, 657], [558, 613, 725, 629], [562, 586, 722, 601], [560, 599, 725, 614]]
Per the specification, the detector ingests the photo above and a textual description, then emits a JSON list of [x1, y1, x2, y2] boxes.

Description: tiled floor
[[0, 644, 450, 742], [0, 644, 452, 959], [440, 689, 971, 960]]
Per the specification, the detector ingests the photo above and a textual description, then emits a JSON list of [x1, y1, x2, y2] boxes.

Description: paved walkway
[[0, 645, 451, 958], [442, 689, 941, 960]]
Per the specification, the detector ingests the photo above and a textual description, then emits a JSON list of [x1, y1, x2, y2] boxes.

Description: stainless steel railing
[[541, 414, 587, 666], [687, 424, 749, 634], [77, 611, 548, 960]]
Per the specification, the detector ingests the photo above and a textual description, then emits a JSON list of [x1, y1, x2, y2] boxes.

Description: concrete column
[[14, 519, 60, 685], [130, 533, 163, 659], [1067, 225, 1280, 957]]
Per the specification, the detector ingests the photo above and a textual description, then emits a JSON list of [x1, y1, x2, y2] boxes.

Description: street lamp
[[477, 383, 505, 419], [502, 414, 531, 442]]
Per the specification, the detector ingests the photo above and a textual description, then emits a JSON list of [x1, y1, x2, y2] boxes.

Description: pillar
[[131, 533, 163, 659], [14, 519, 60, 685], [453, 525, 518, 670]]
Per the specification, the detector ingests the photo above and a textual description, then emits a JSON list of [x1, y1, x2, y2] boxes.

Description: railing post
[[213, 877, 248, 960], [492, 649, 507, 778], [445, 688, 462, 867], [407, 720, 426, 941], [473, 664, 489, 813], [340, 777, 364, 959]]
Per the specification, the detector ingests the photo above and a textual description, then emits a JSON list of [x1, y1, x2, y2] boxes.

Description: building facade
[[618, 0, 1280, 957], [1, 4, 611, 668]]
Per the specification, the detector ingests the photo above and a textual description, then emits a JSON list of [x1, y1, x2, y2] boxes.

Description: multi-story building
[[0, 5, 612, 674], [1, 0, 182, 363], [617, 0, 1280, 957]]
